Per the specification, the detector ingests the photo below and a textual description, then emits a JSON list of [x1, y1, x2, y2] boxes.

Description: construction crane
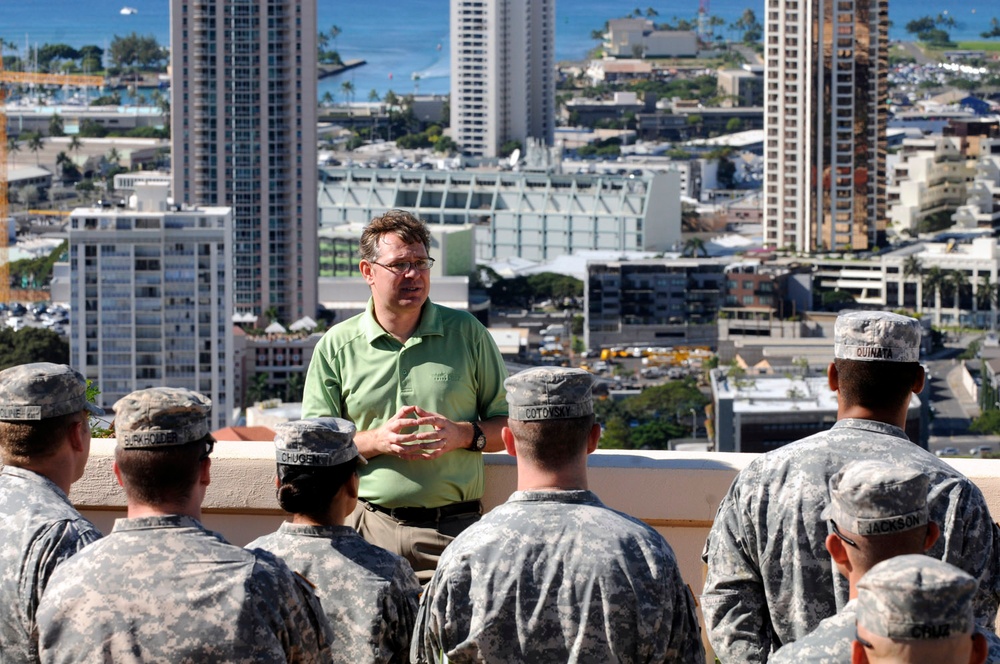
[[0, 55, 103, 303]]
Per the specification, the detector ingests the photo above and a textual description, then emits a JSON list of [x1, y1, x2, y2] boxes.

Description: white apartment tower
[[68, 186, 235, 430], [171, 0, 318, 323], [763, 0, 888, 252], [450, 0, 555, 158]]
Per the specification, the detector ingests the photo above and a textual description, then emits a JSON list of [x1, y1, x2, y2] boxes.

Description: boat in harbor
[[120, 6, 138, 15]]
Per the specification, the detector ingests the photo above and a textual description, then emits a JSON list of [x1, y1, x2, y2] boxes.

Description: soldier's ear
[[586, 422, 601, 454], [827, 362, 839, 392], [912, 365, 925, 395], [851, 639, 869, 664], [826, 532, 850, 568], [501, 426, 516, 457], [67, 414, 87, 452], [923, 522, 940, 551], [970, 631, 988, 664]]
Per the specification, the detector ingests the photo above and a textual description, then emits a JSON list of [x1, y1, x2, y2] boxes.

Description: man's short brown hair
[[0, 410, 87, 465], [508, 414, 595, 472], [359, 209, 431, 262], [114, 435, 213, 505]]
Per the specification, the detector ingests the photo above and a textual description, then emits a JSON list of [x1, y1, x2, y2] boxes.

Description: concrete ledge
[[71, 440, 1000, 627]]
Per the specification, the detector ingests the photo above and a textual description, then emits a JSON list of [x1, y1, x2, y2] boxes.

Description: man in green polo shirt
[[302, 209, 508, 581]]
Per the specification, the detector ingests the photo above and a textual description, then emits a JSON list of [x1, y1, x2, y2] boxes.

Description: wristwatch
[[468, 421, 487, 452]]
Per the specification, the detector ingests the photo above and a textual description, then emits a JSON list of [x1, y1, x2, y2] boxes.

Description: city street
[[925, 334, 1000, 456]]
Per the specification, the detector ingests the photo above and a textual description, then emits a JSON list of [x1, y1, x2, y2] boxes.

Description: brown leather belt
[[361, 498, 482, 523]]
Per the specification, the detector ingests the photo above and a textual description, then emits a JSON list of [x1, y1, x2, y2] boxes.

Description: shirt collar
[[361, 297, 444, 344]]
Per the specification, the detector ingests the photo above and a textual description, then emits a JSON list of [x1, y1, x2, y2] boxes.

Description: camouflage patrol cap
[[856, 555, 976, 640], [834, 311, 920, 363], [505, 367, 594, 421], [113, 387, 212, 448], [274, 417, 366, 470], [820, 460, 929, 537], [0, 362, 104, 421]]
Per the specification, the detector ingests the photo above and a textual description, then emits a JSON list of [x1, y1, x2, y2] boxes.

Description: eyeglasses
[[200, 439, 215, 461], [369, 257, 435, 274], [855, 628, 875, 649], [831, 520, 858, 548]]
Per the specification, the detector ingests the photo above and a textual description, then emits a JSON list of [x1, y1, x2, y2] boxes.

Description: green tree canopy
[[0, 328, 69, 369], [108, 32, 168, 70]]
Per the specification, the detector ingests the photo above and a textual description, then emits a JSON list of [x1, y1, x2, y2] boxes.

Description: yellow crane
[[0, 56, 103, 303]]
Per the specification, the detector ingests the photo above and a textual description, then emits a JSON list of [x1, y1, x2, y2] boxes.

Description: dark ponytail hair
[[276, 457, 359, 519]]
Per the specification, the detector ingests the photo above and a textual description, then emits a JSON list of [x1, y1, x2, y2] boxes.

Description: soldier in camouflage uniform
[[854, 555, 991, 664], [247, 417, 420, 664], [770, 460, 1000, 662], [702, 311, 1000, 663], [35, 387, 334, 663], [0, 363, 104, 663], [412, 367, 703, 664]]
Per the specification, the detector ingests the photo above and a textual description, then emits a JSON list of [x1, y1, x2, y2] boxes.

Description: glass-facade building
[[763, 0, 888, 252]]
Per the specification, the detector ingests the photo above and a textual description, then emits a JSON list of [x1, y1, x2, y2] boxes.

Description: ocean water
[[0, 0, 991, 100]]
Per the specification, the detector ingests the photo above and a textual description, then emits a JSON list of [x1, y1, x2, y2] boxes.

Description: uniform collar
[[832, 418, 909, 441], [509, 489, 602, 505], [1, 465, 71, 502], [277, 522, 359, 538], [112, 514, 205, 532]]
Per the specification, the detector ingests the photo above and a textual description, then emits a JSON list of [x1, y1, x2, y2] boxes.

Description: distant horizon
[[1, 0, 996, 99]]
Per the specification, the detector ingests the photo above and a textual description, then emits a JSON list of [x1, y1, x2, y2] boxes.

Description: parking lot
[[2, 302, 70, 337]]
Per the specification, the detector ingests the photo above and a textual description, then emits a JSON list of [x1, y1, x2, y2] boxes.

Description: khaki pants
[[350, 502, 480, 584]]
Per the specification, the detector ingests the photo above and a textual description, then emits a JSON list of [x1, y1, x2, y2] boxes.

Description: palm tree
[[68, 135, 83, 158], [947, 270, 968, 326], [285, 372, 305, 403], [368, 88, 380, 103], [7, 136, 20, 166], [923, 266, 945, 325], [245, 373, 271, 406], [328, 25, 342, 51], [340, 80, 355, 106], [974, 273, 997, 330], [902, 255, 923, 311], [682, 237, 708, 257], [55, 151, 79, 183], [106, 147, 121, 167], [26, 132, 44, 165]]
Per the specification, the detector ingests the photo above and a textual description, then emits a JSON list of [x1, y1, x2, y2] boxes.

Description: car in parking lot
[[935, 446, 960, 457]]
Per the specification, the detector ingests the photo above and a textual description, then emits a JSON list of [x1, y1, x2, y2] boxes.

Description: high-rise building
[[763, 0, 888, 252], [450, 0, 555, 158], [67, 185, 235, 430], [171, 0, 318, 322]]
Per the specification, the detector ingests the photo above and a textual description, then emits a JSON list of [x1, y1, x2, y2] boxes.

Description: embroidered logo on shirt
[[431, 372, 452, 382]]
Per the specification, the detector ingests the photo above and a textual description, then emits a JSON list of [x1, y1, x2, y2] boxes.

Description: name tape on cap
[[0, 405, 42, 420]]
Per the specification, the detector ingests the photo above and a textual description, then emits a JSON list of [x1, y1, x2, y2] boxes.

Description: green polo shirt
[[302, 299, 508, 508]]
